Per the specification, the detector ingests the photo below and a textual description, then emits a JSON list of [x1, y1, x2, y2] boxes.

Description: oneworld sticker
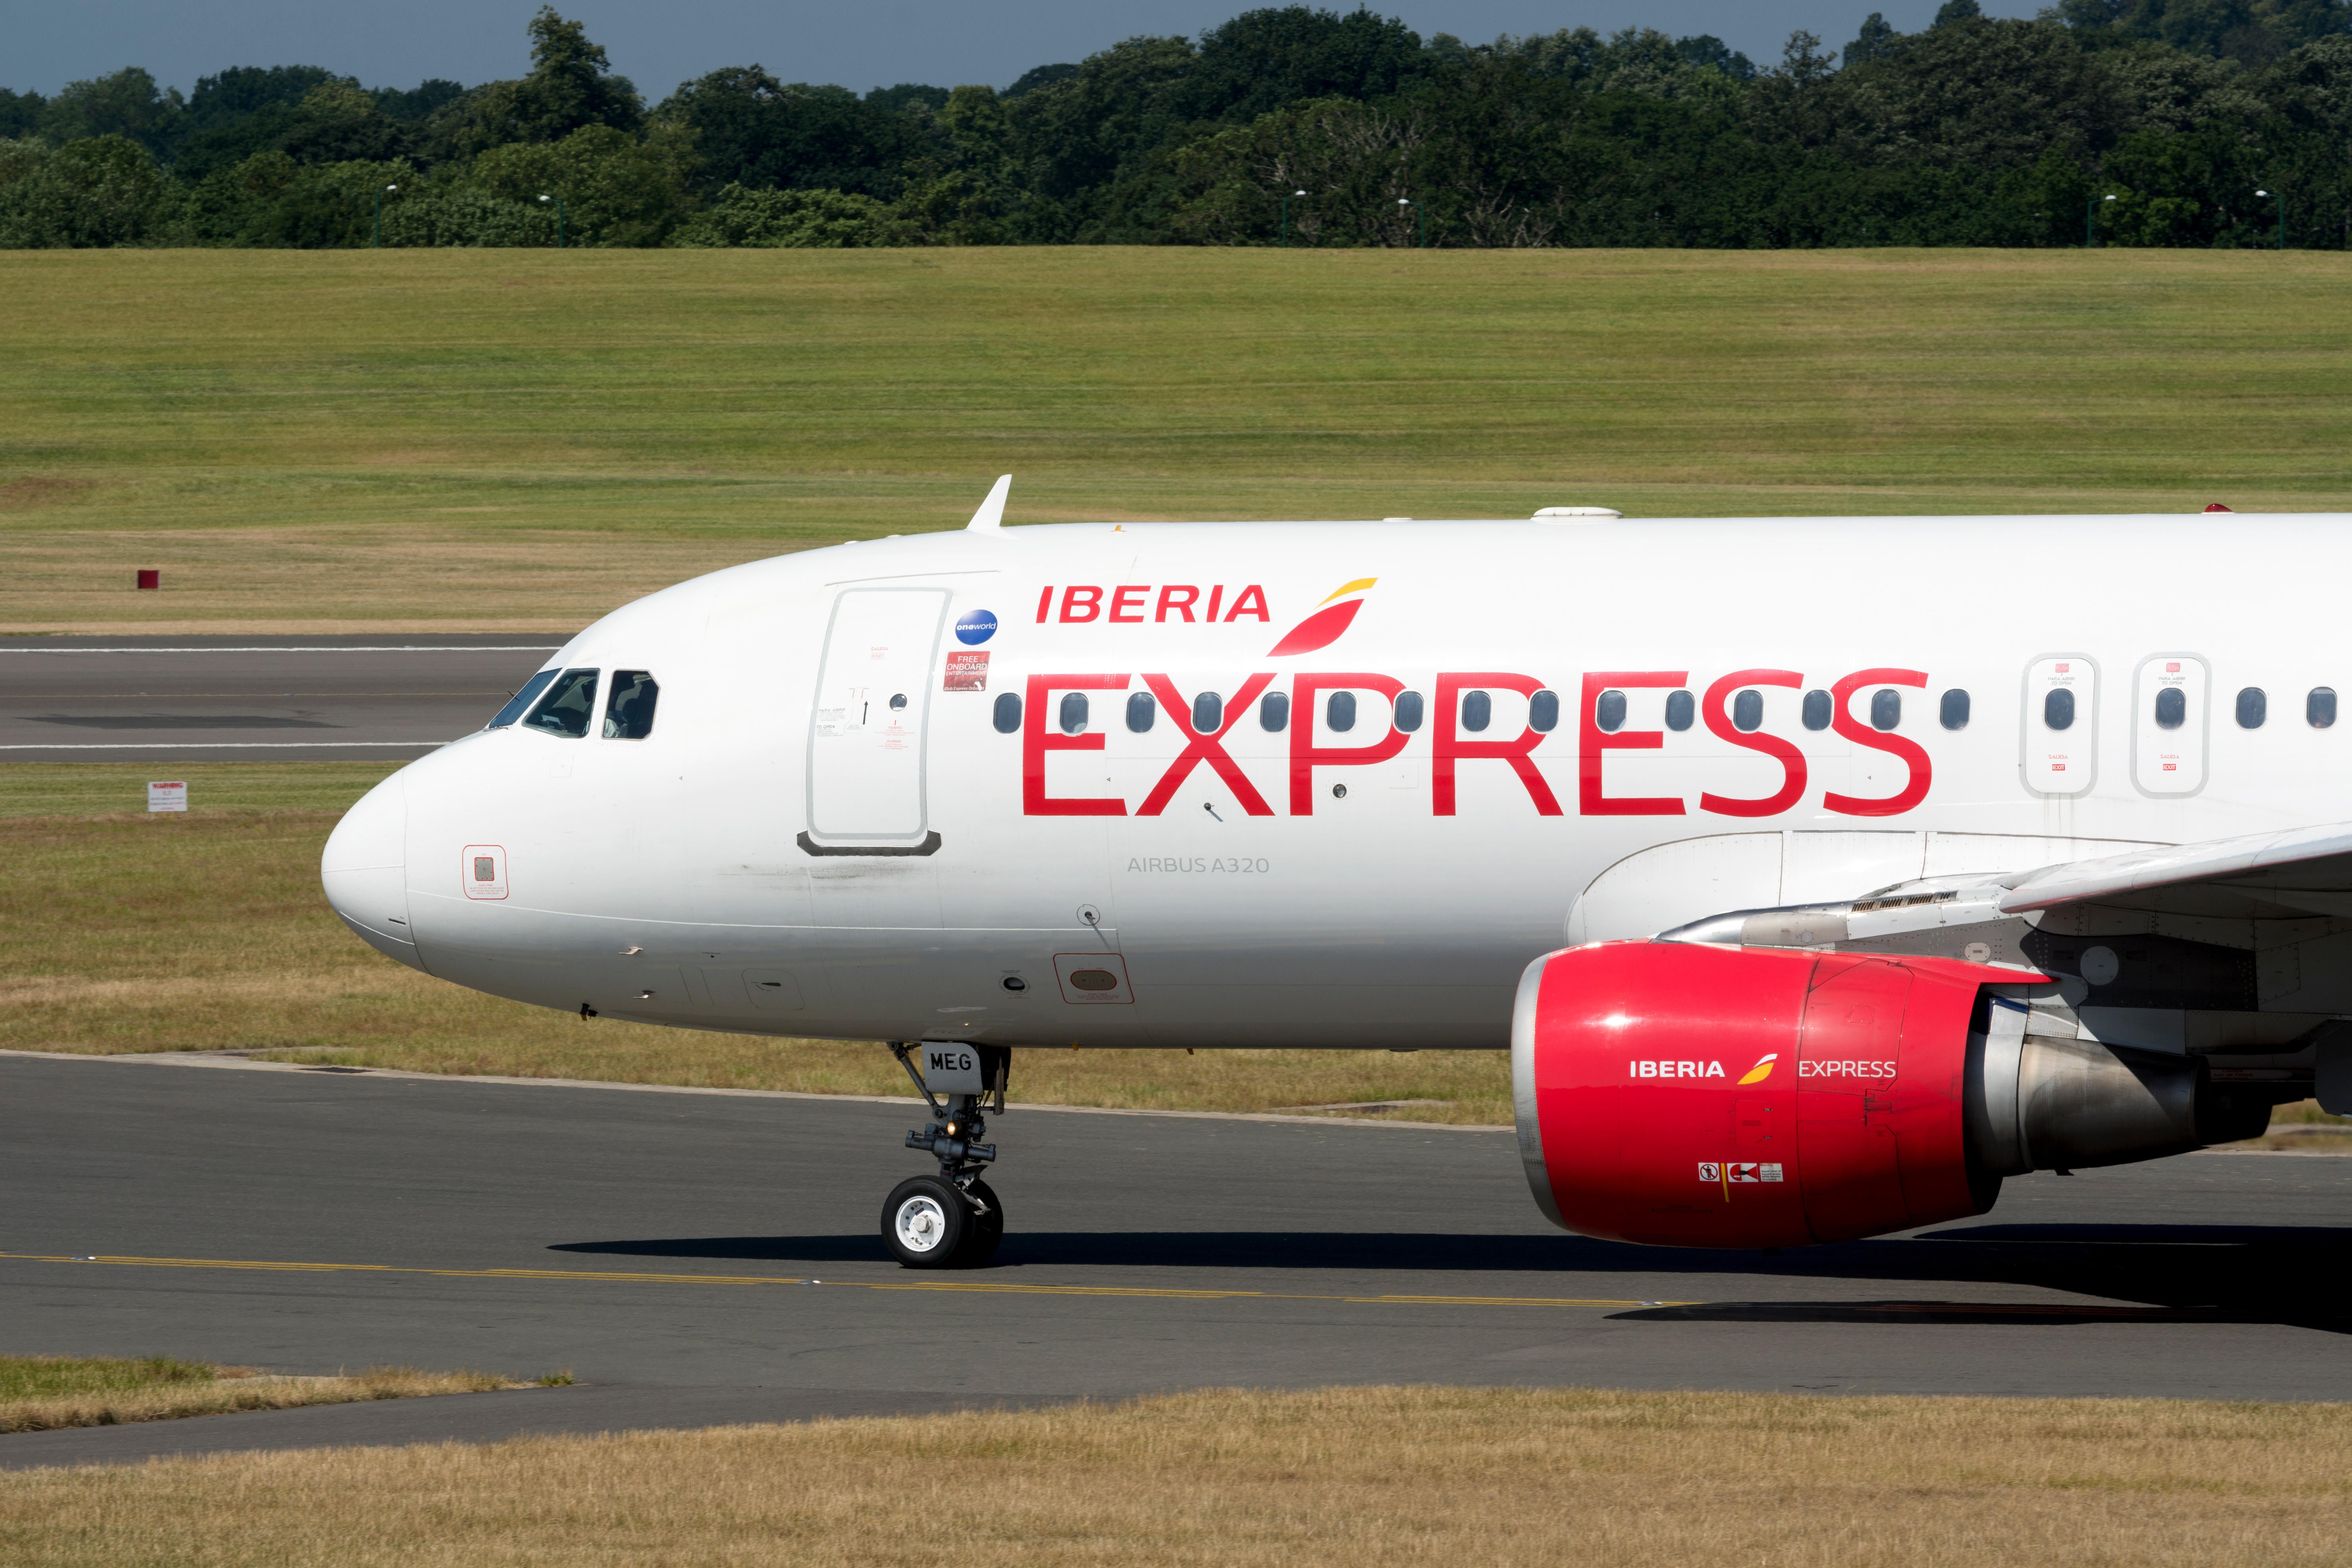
[[955, 608, 999, 646]]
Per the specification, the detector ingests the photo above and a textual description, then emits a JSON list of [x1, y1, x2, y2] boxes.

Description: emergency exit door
[[805, 587, 949, 847], [2021, 655, 2098, 797], [2132, 654, 2208, 796]]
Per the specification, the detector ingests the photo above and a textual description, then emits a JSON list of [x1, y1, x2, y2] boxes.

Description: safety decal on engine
[[1700, 1162, 1784, 1184]]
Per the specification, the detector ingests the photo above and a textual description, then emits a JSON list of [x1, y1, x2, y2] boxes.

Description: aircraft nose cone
[[321, 773, 423, 971]]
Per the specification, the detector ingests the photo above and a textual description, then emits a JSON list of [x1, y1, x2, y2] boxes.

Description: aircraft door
[[2021, 656, 2097, 797], [806, 587, 950, 849], [2132, 654, 2207, 796]]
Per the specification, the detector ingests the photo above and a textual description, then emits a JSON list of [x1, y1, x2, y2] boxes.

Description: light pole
[[2255, 187, 2283, 250], [539, 193, 564, 249], [373, 183, 397, 248], [2086, 192, 2115, 247], [1280, 188, 1305, 248], [1397, 196, 1424, 249]]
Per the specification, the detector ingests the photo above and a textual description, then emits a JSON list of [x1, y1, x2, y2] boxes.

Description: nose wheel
[[882, 1174, 1004, 1268], [882, 1044, 1009, 1269]]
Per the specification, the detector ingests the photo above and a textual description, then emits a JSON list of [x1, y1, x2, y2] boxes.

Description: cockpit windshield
[[603, 670, 658, 739], [522, 669, 600, 738], [486, 669, 560, 730]]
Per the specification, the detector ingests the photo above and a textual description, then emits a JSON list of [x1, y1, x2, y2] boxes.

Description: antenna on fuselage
[[966, 474, 1012, 533]]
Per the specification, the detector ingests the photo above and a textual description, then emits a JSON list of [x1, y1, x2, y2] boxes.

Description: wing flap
[[1996, 822, 2352, 920]]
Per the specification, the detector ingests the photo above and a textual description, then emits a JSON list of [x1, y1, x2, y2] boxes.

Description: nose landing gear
[[882, 1043, 1009, 1268]]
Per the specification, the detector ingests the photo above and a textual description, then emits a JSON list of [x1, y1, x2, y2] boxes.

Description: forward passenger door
[[805, 586, 951, 851]]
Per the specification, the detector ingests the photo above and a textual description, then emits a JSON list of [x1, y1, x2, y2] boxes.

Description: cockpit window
[[603, 670, 658, 739], [486, 669, 559, 730], [523, 668, 599, 738]]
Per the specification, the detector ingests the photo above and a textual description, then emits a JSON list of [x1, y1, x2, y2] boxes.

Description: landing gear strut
[[882, 1043, 1009, 1268]]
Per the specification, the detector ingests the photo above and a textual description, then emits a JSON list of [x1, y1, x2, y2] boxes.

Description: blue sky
[[8, 0, 2044, 99]]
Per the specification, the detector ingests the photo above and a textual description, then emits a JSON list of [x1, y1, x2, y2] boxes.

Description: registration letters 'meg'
[[922, 1045, 986, 1094]]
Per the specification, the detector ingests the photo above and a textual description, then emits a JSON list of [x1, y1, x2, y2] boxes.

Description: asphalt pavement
[[2, 1050, 2346, 1469], [0, 635, 563, 763]]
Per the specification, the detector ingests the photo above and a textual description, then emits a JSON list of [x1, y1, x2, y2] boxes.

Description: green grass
[[4, 247, 2349, 631], [0, 1356, 518, 1434], [0, 1356, 213, 1404], [0, 762, 402, 819]]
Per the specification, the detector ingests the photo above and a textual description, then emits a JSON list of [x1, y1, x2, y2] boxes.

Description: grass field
[[0, 1355, 526, 1435], [5, 1386, 2350, 1565], [4, 248, 2350, 632], [0, 763, 1515, 1122]]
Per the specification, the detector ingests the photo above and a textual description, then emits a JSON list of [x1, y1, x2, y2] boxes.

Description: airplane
[[322, 479, 2352, 1267]]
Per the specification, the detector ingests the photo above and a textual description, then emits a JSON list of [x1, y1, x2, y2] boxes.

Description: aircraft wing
[[1659, 819, 2352, 960], [1994, 822, 2352, 922]]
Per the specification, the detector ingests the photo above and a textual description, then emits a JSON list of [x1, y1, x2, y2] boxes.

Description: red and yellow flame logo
[[1736, 1052, 1778, 1086], [1268, 578, 1376, 657]]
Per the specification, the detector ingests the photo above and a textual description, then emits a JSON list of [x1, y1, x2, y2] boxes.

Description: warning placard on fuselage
[[920, 1043, 986, 1094]]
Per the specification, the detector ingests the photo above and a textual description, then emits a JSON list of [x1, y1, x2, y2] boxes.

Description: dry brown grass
[[4, 1386, 2350, 1566], [0, 777, 1511, 1122], [0, 1359, 518, 1436], [259, 1035, 1516, 1124], [2220, 1099, 2352, 1153]]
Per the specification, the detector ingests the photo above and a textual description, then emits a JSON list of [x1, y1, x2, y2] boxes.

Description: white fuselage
[[323, 514, 2348, 1050]]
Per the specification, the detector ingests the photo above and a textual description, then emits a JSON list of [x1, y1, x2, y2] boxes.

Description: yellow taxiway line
[[0, 1251, 1682, 1310]]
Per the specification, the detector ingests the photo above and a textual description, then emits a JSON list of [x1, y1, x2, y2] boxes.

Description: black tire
[[882, 1175, 969, 1269], [956, 1178, 1005, 1268]]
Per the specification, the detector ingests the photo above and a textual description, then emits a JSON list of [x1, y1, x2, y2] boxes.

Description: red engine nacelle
[[1512, 942, 2013, 1248]]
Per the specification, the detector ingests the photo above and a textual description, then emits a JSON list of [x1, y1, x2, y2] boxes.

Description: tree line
[[4, 1, 2348, 249]]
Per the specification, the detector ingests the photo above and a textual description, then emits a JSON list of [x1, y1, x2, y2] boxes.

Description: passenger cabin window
[[1394, 691, 1425, 733], [1665, 690, 1696, 732], [1126, 692, 1156, 733], [488, 669, 559, 730], [1802, 689, 1832, 731], [1260, 692, 1289, 732], [1870, 689, 1902, 731], [992, 693, 1022, 734], [1326, 691, 1357, 733], [1059, 692, 1089, 735], [1940, 689, 1970, 730], [523, 668, 599, 738], [1462, 690, 1492, 733], [1529, 689, 1559, 732], [1593, 689, 1626, 734], [2236, 687, 2266, 728], [602, 670, 658, 739], [2311, 687, 2337, 729], [1731, 689, 1763, 733], [2153, 686, 2187, 730], [2044, 688, 2076, 731], [1192, 692, 1222, 734]]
